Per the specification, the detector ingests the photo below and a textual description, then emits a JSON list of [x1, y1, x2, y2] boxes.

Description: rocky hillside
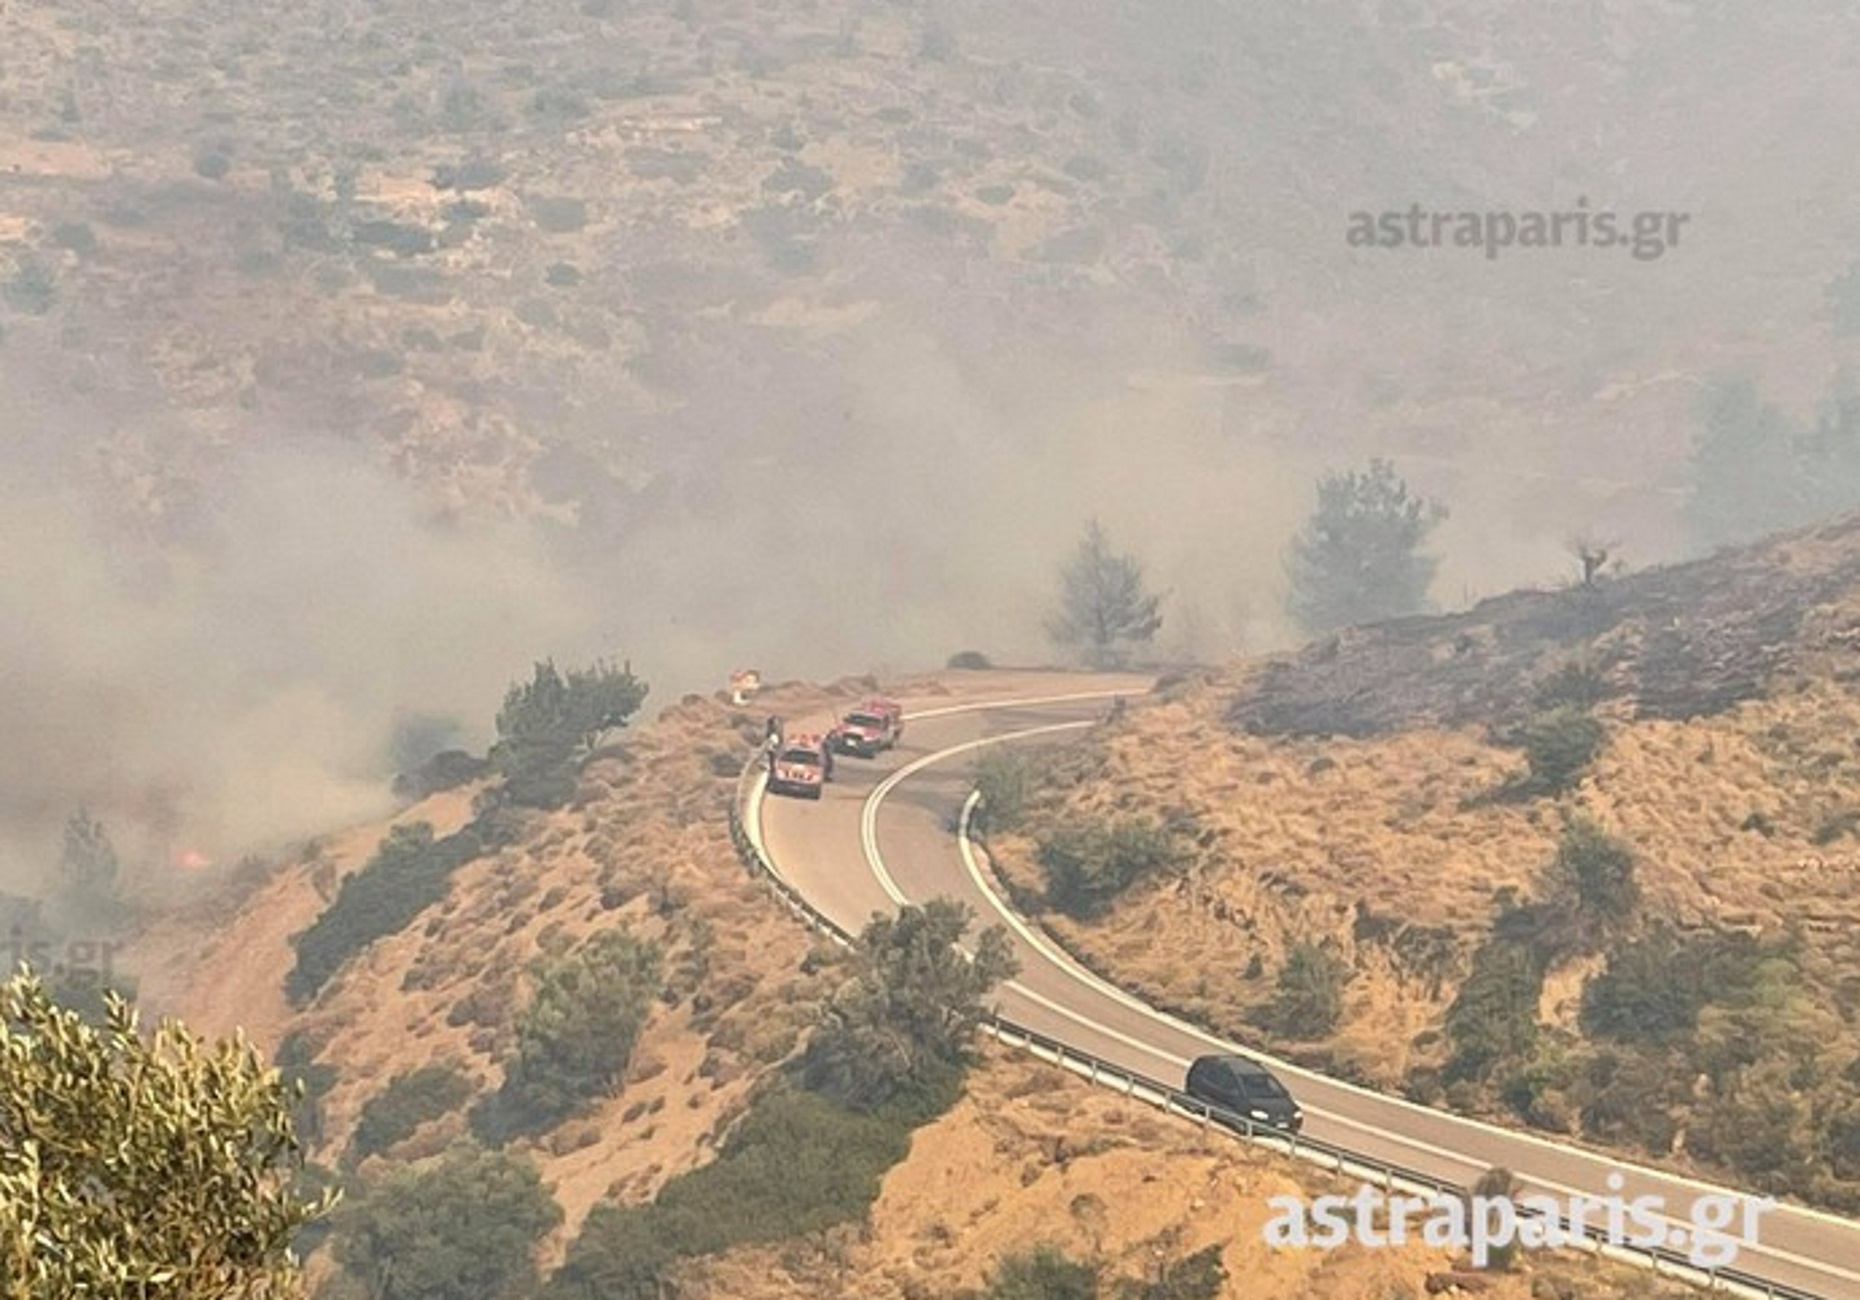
[[982, 514, 1860, 1214]]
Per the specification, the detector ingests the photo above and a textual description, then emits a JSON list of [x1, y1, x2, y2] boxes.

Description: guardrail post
[[1089, 1060, 1099, 1085]]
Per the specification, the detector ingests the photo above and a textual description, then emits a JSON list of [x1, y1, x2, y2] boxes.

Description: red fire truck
[[767, 731, 834, 799], [832, 698, 904, 757]]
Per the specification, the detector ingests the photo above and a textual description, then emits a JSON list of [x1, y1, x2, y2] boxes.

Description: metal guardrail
[[726, 756, 1827, 1300]]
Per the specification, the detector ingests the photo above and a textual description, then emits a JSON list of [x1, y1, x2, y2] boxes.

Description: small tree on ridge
[[1046, 519, 1164, 670]]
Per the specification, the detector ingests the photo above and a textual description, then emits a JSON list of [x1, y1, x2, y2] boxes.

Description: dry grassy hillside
[[125, 676, 877, 1269], [983, 517, 1860, 1212], [687, 1047, 1705, 1300], [103, 667, 1726, 1298]]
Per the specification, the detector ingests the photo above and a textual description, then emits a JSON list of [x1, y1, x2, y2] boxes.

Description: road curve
[[756, 678, 1860, 1300]]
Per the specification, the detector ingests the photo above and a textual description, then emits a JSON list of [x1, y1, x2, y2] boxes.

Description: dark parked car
[[1184, 1053, 1303, 1133]]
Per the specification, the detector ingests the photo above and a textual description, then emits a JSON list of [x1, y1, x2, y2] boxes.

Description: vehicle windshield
[[778, 748, 821, 766], [846, 713, 884, 728], [1242, 1073, 1289, 1100]]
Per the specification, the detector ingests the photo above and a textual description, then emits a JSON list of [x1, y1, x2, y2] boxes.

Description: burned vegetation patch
[[1228, 514, 1860, 739]]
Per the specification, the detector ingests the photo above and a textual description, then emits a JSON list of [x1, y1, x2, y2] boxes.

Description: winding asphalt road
[[753, 675, 1860, 1299]]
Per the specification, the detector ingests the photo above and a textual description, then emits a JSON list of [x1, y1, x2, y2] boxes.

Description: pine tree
[[1284, 459, 1447, 636], [1046, 519, 1165, 670]]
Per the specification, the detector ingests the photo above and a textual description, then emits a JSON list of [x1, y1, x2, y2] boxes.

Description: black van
[[1183, 1054, 1303, 1133]]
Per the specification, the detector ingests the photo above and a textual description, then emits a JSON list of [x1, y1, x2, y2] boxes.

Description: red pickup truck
[[833, 698, 903, 758]]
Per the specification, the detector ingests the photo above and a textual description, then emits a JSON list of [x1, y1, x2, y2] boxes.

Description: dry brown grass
[[107, 668, 1739, 1295], [117, 672, 1052, 1262], [985, 655, 1860, 1089], [684, 1043, 1705, 1300]]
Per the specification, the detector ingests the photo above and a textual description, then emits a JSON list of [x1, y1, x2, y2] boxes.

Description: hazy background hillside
[[5, 0, 1859, 882]]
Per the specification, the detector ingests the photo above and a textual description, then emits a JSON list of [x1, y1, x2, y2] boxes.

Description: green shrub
[[360, 259, 449, 302], [443, 198, 493, 223], [191, 146, 232, 179], [1830, 1107, 1860, 1181], [333, 1144, 561, 1299], [1581, 925, 1772, 1043], [1444, 938, 1542, 1082], [1037, 820, 1174, 918], [1260, 942, 1352, 1038], [1532, 659, 1611, 710], [355, 348, 404, 378], [528, 88, 591, 123], [348, 1064, 472, 1162], [1514, 706, 1606, 795], [946, 650, 993, 669], [473, 930, 661, 1141], [528, 195, 589, 233], [1571, 1046, 1685, 1155], [958, 1242, 1226, 1300], [350, 219, 434, 257], [798, 901, 1015, 1112], [1121, 1244, 1226, 1300], [542, 1081, 954, 1300], [488, 659, 647, 811], [49, 222, 96, 256], [983, 1244, 1100, 1299], [972, 749, 1034, 833], [1495, 1043, 1577, 1132], [1542, 815, 1638, 935], [1814, 809, 1860, 845], [285, 821, 485, 1005], [438, 83, 500, 133]]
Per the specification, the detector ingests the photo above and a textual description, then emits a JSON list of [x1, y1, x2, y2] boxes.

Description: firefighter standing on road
[[763, 717, 782, 777]]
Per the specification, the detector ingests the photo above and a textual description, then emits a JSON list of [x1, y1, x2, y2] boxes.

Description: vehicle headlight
[[1249, 1109, 1269, 1121]]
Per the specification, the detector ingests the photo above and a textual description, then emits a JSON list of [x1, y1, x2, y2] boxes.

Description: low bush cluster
[[471, 929, 662, 1144], [348, 1064, 472, 1163], [543, 903, 1012, 1297], [285, 821, 485, 1006], [954, 1242, 1226, 1300], [1036, 819, 1175, 918], [1258, 942, 1352, 1039], [542, 1082, 947, 1300]]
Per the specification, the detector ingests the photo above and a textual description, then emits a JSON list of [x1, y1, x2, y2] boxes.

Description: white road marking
[[834, 708, 1860, 1287]]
